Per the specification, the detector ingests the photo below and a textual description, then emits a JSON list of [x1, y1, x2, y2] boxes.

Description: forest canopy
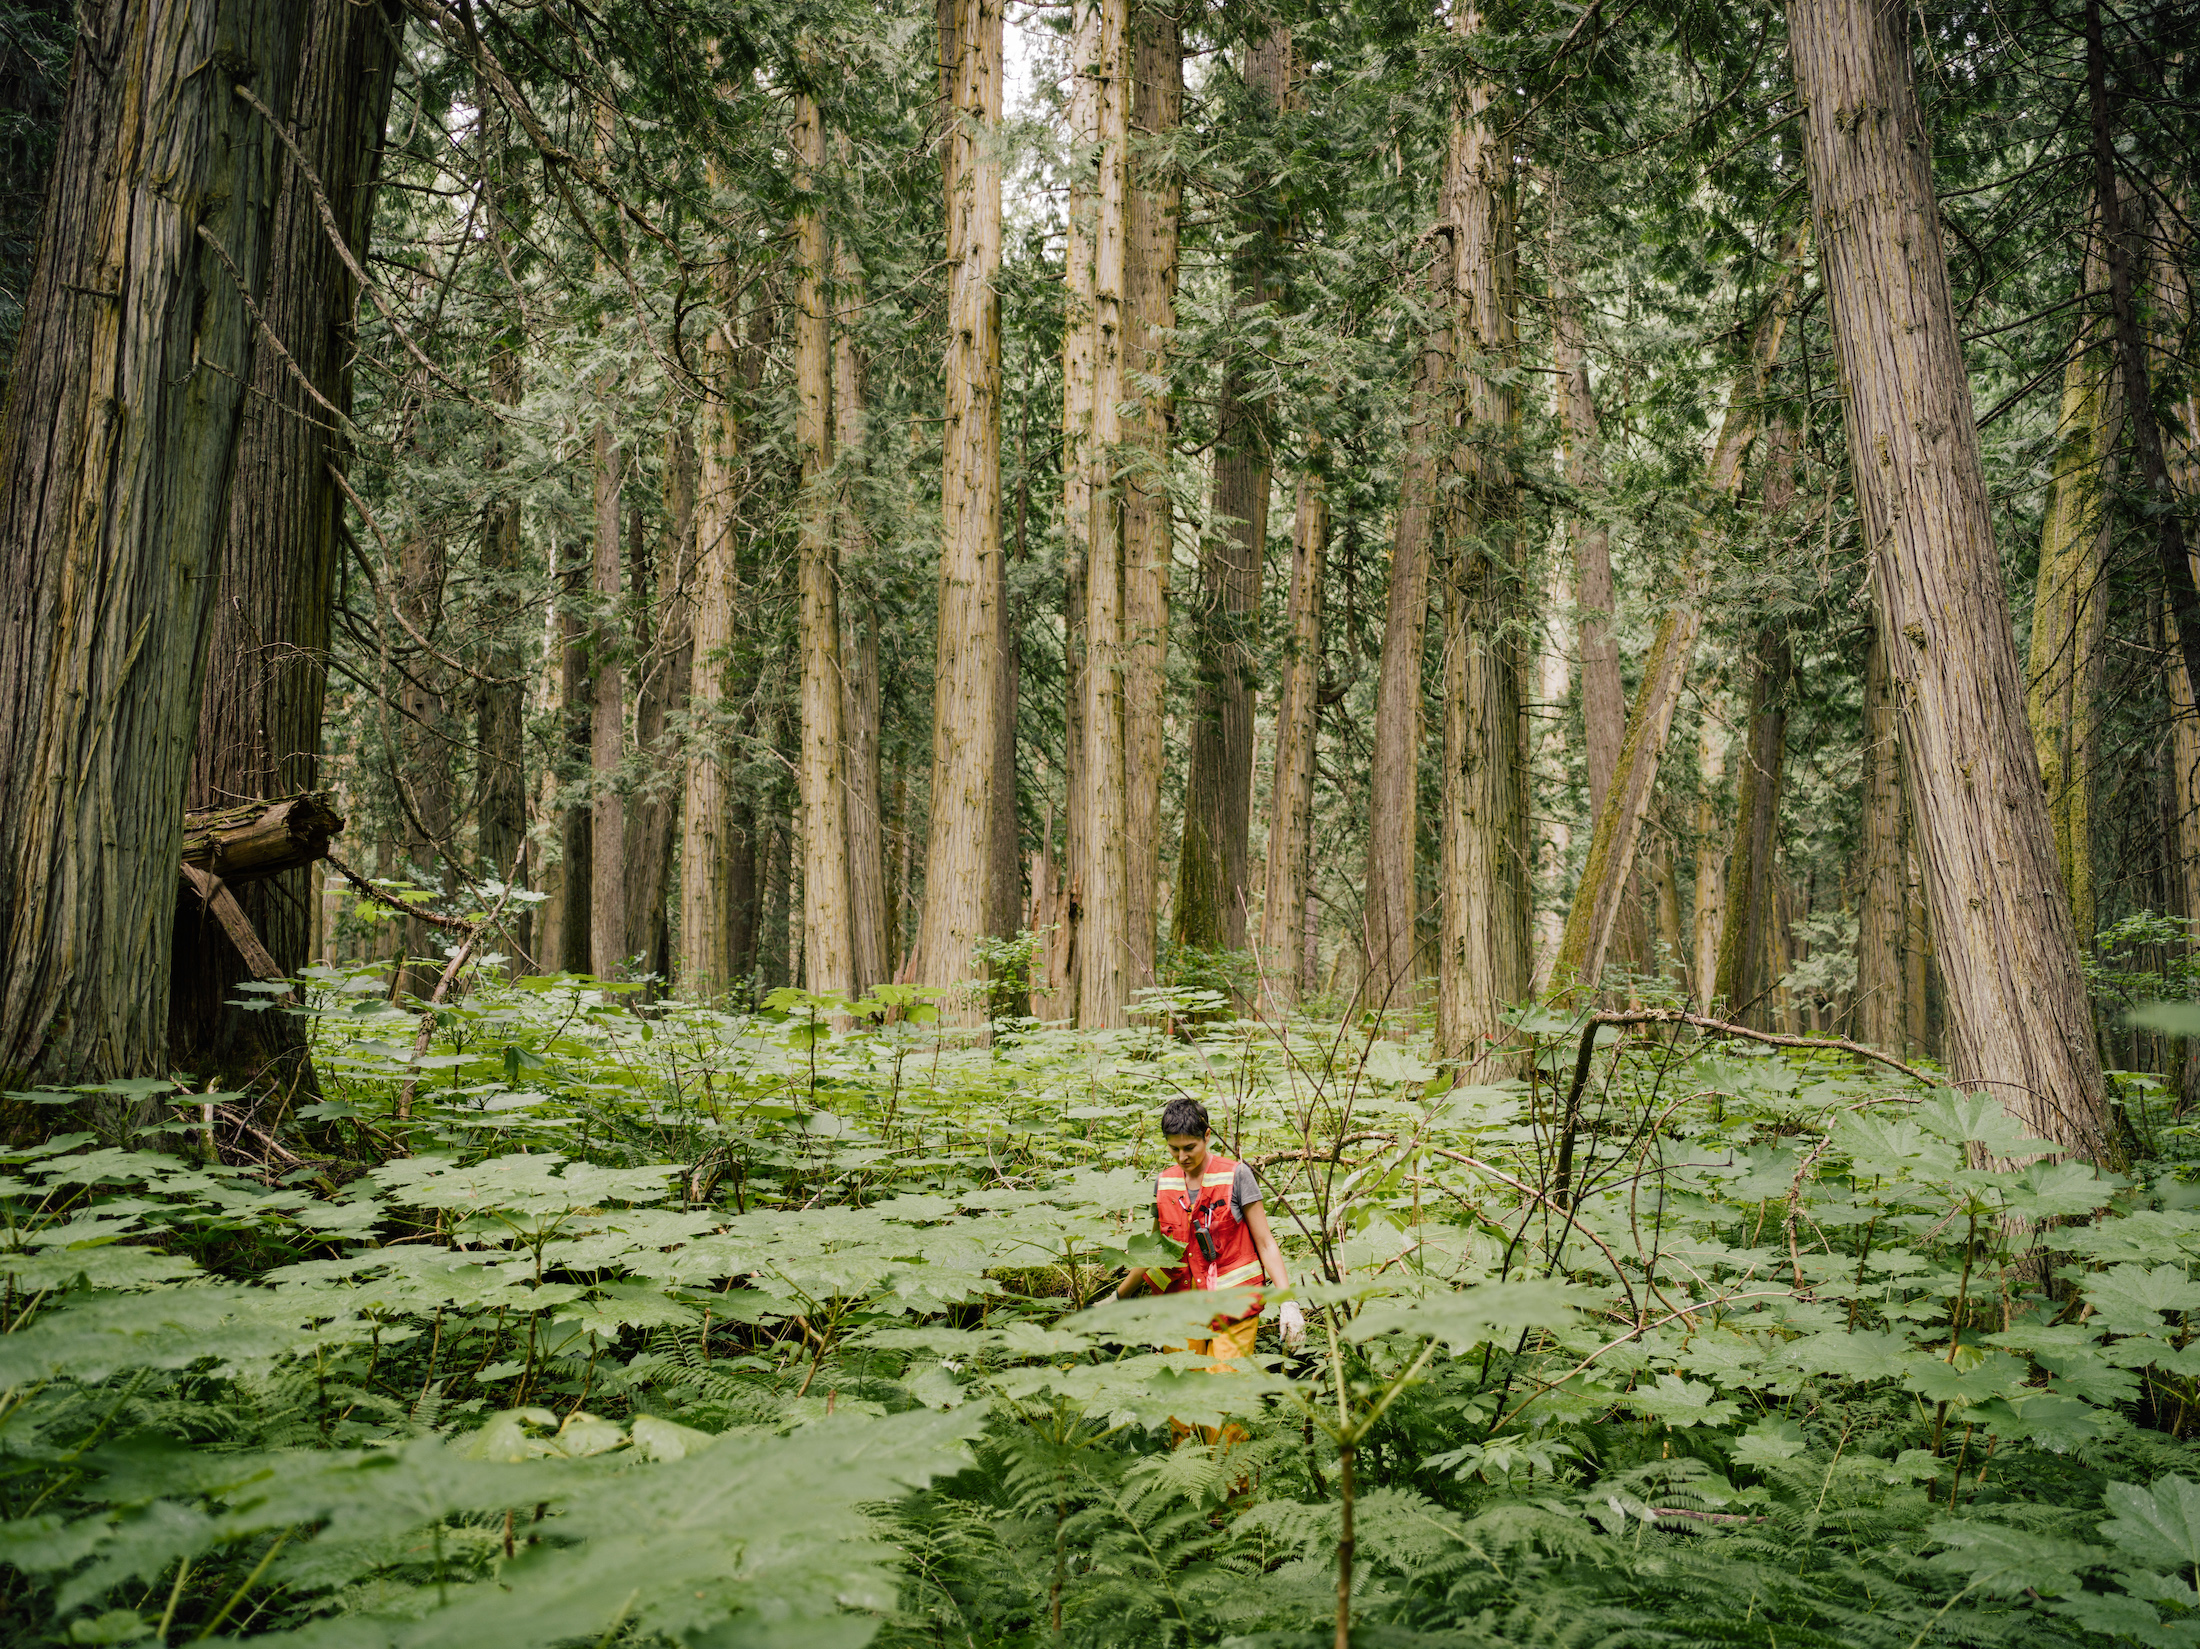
[[0, 0, 2197, 1643]]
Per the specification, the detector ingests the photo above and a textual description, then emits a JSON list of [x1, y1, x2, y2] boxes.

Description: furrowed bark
[[1260, 458, 1327, 1011], [1713, 625, 1791, 1024], [0, 0, 305, 1087], [1176, 26, 1291, 960], [1066, 0, 1132, 1026], [173, 0, 399, 1090], [679, 261, 757, 997], [916, 0, 1004, 1020], [793, 88, 852, 1000], [2024, 189, 2118, 948], [1122, 3, 1181, 992], [1790, 0, 2111, 1157], [1434, 7, 1529, 1070], [588, 420, 628, 978], [625, 424, 699, 987], [839, 243, 890, 997], [1854, 622, 1909, 1049]]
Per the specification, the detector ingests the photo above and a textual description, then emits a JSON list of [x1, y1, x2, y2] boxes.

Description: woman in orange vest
[[1114, 1097, 1306, 1363]]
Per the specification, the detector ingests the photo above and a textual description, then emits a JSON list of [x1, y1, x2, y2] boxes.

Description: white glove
[[1278, 1301, 1306, 1353]]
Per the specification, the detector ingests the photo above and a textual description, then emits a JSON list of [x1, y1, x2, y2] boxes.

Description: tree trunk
[[1360, 267, 1445, 1017], [1689, 705, 1728, 1009], [1434, 10, 1529, 1069], [1548, 242, 1803, 1000], [551, 534, 594, 973], [1175, 28, 1291, 960], [1065, 0, 1132, 1026], [679, 263, 761, 997], [915, 0, 1004, 1019], [1791, 0, 2110, 1156], [392, 495, 451, 1000], [1259, 459, 1327, 1011], [2025, 191, 2118, 949], [588, 419, 629, 977], [171, 0, 398, 1092], [838, 250, 889, 997], [477, 341, 530, 920], [1854, 622, 1909, 1049], [0, 0, 305, 1087], [626, 424, 699, 987], [793, 90, 852, 1000], [1122, 3, 1181, 992], [2087, 1, 2200, 717], [1713, 627, 1790, 1024]]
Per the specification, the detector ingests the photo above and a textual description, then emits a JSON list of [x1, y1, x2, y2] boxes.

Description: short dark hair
[[1160, 1097, 1209, 1138]]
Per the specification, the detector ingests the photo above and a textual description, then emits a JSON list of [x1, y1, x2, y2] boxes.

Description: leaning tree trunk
[[1548, 250, 1802, 1001], [1175, 26, 1291, 959], [793, 89, 852, 1000], [1122, 3, 1181, 993], [1433, 8, 1529, 1069], [1065, 0, 1132, 1027], [914, 0, 1004, 1019], [1259, 458, 1327, 1011], [2025, 190, 2118, 949], [0, 0, 304, 1088], [171, 0, 398, 1094], [1790, 0, 2111, 1157]]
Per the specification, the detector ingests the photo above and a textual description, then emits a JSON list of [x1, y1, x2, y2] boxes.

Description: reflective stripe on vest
[[1155, 1154, 1264, 1322]]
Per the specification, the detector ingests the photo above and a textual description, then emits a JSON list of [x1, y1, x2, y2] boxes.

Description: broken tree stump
[[180, 793, 345, 885]]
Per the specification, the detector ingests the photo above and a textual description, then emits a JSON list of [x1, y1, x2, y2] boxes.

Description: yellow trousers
[[1170, 1314, 1259, 1448]]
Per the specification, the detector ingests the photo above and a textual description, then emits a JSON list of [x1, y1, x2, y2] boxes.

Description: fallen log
[[180, 793, 345, 885]]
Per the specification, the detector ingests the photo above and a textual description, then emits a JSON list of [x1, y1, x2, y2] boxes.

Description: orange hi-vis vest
[[1156, 1154, 1264, 1326]]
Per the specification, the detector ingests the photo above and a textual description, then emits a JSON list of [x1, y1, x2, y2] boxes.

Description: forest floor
[[3, 968, 2199, 1648]]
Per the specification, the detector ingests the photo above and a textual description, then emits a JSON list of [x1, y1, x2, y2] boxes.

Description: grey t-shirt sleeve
[[1231, 1162, 1261, 1223]]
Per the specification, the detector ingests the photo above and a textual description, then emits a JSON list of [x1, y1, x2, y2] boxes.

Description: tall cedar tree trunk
[[1790, 0, 2111, 1156], [588, 421, 628, 976], [679, 263, 757, 996], [1433, 9, 1529, 1068], [1360, 263, 1446, 1016], [478, 342, 530, 933], [625, 426, 699, 986], [1176, 29, 1291, 958], [2158, 226, 2200, 1104], [916, 0, 1004, 1018], [1065, 0, 1132, 1026], [1122, 5, 1181, 992], [793, 90, 853, 999], [171, 0, 398, 1091], [1689, 706, 1728, 1006], [1549, 178, 1641, 972], [551, 534, 594, 972], [1715, 624, 1792, 1023], [0, 0, 302, 1086], [1549, 250, 1802, 998], [1854, 621, 1910, 1048], [2088, 2, 2200, 713], [1259, 458, 1327, 1010], [2025, 191, 2119, 948], [838, 245, 890, 996]]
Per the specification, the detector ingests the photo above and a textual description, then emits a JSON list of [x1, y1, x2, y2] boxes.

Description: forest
[[1, 0, 2199, 1642]]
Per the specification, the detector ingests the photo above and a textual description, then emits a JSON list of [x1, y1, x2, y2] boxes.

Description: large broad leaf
[[2084, 1265, 2200, 1334], [1069, 1288, 1263, 1348], [1778, 1328, 1914, 1382], [1912, 1091, 2058, 1160], [2129, 1002, 2200, 1039], [1344, 1280, 1583, 1352], [210, 1406, 986, 1649], [2101, 1476, 2200, 1573]]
